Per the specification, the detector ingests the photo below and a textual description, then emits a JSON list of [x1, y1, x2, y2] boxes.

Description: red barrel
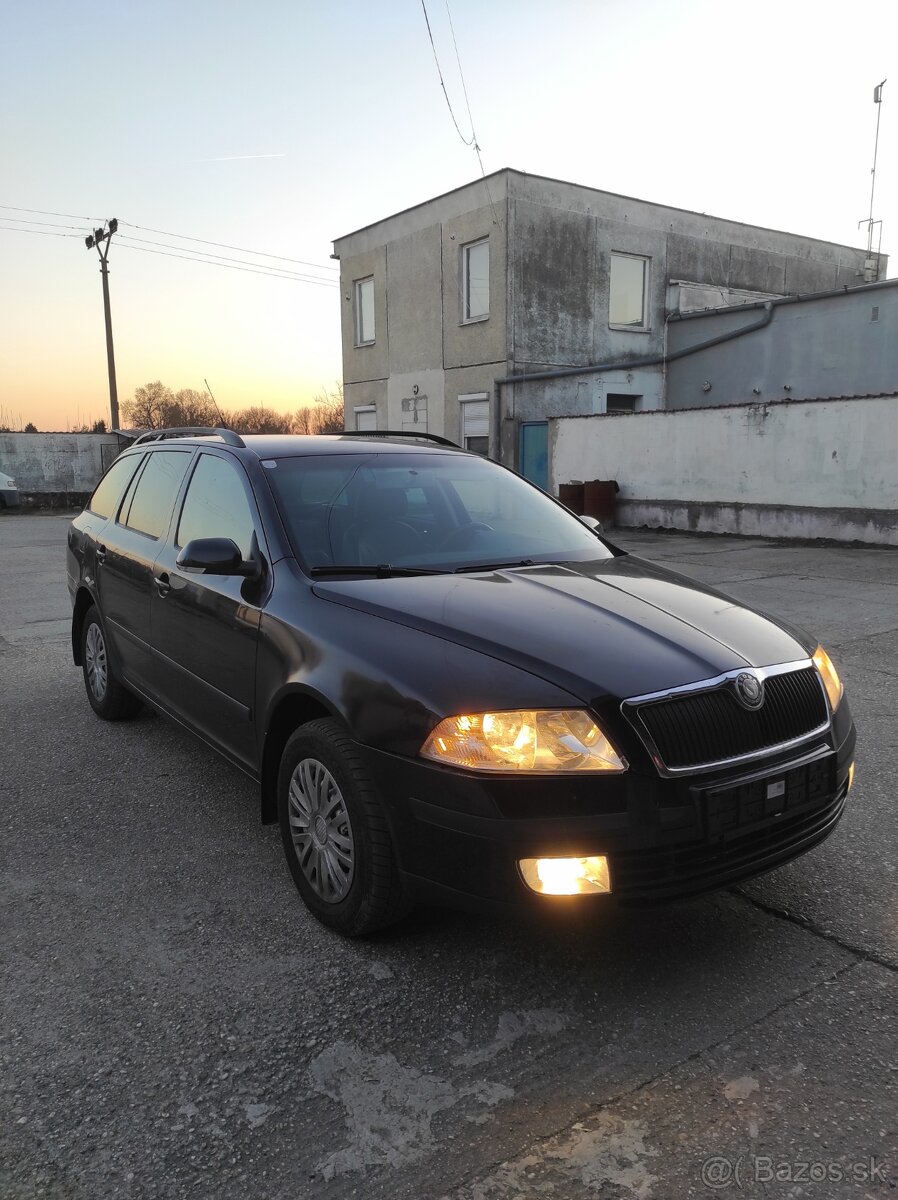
[[558, 482, 585, 514], [583, 479, 620, 523]]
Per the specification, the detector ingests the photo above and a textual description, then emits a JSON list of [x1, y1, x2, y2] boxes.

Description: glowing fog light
[[519, 855, 611, 896], [847, 762, 856, 792]]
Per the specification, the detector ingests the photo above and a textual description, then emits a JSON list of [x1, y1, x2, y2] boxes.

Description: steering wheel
[[437, 521, 494, 550]]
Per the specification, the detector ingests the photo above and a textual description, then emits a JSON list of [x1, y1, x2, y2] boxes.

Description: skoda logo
[[735, 672, 764, 709]]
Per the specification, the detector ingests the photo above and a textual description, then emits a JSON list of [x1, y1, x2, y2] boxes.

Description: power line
[[118, 220, 338, 271], [116, 233, 337, 282], [0, 225, 84, 239], [445, 0, 478, 148], [0, 203, 103, 221], [116, 240, 339, 285], [445, 0, 500, 225], [0, 215, 91, 232], [420, 0, 501, 227], [116, 236, 337, 284], [0, 220, 339, 284], [420, 0, 475, 146]]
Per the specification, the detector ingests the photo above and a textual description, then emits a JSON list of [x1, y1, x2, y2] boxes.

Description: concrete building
[[666, 277, 898, 409], [332, 169, 877, 487]]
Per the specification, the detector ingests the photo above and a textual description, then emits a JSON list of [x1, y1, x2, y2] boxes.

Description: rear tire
[[81, 606, 142, 721], [277, 718, 411, 936]]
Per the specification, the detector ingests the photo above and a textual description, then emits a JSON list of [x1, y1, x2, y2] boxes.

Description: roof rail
[[132, 426, 246, 448], [338, 429, 461, 449]]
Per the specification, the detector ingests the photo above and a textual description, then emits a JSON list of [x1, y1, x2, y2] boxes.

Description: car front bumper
[[1, 487, 20, 509], [360, 700, 856, 914]]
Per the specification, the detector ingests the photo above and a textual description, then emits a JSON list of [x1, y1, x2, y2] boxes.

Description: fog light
[[519, 855, 611, 896], [847, 762, 856, 792]]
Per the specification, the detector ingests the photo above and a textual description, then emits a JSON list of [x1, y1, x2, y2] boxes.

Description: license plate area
[[693, 749, 836, 842]]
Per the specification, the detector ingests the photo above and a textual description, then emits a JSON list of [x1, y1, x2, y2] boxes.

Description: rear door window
[[120, 451, 192, 540], [88, 454, 144, 520]]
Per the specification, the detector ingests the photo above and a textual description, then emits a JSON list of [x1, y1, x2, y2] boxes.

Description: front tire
[[277, 718, 410, 936], [81, 606, 142, 721]]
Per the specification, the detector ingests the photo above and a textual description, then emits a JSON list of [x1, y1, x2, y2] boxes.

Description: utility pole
[[85, 218, 120, 429]]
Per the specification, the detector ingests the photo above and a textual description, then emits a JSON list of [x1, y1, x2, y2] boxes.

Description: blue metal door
[[520, 422, 548, 490]]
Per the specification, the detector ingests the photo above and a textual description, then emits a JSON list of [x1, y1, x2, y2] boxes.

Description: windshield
[[264, 451, 613, 572]]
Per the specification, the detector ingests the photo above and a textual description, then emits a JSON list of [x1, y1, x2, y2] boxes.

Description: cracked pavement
[[1, 516, 896, 1198]]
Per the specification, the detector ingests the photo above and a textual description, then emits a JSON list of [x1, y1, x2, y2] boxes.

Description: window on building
[[459, 395, 490, 455], [177, 453, 256, 561], [605, 394, 640, 414], [120, 451, 191, 540], [354, 277, 375, 345], [609, 253, 649, 329], [354, 406, 377, 432], [461, 238, 489, 322]]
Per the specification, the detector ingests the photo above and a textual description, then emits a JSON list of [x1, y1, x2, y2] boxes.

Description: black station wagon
[[67, 429, 856, 935]]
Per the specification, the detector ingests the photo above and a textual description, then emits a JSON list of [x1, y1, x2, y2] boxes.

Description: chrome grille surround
[[620, 659, 832, 777]]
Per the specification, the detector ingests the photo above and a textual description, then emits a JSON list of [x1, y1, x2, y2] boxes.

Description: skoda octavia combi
[[67, 429, 856, 935]]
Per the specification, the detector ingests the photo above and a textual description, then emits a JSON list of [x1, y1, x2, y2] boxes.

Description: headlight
[[813, 645, 843, 712], [420, 709, 627, 773]]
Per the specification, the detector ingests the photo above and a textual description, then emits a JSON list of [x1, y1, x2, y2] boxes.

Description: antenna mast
[[859, 80, 887, 281], [204, 378, 226, 426]]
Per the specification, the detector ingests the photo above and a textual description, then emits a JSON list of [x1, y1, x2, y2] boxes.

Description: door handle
[[96, 544, 106, 563], [155, 572, 171, 597]]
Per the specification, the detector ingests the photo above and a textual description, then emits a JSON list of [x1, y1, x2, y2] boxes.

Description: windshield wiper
[[454, 558, 535, 574], [309, 564, 446, 578]]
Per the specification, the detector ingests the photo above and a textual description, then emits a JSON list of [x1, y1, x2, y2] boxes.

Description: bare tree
[[292, 406, 315, 435], [227, 406, 293, 435], [172, 389, 219, 427], [311, 382, 346, 434], [122, 381, 175, 430]]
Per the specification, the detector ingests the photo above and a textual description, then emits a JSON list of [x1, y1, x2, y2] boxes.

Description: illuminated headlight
[[812, 645, 843, 713], [420, 710, 627, 773], [520, 856, 611, 896]]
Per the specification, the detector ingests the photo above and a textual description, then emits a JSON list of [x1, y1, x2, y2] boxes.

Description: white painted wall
[[551, 397, 898, 544], [0, 433, 122, 494]]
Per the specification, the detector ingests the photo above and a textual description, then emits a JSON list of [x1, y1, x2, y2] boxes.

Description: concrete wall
[[0, 433, 123, 505], [667, 281, 898, 408], [550, 397, 898, 545]]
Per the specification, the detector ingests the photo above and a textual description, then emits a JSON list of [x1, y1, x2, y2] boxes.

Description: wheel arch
[[71, 586, 97, 665], [260, 689, 340, 824]]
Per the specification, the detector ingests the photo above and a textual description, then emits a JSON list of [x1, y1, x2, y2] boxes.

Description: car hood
[[311, 556, 813, 702]]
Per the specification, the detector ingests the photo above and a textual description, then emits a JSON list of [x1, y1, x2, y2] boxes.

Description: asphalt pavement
[[1, 514, 896, 1199]]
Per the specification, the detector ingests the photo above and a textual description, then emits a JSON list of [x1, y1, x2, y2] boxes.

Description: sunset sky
[[2, 0, 895, 431]]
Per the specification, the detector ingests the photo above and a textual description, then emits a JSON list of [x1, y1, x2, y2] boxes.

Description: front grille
[[629, 667, 828, 771], [612, 785, 846, 901]]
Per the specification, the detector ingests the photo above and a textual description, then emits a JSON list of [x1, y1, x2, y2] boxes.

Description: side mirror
[[177, 537, 257, 576], [580, 515, 604, 534]]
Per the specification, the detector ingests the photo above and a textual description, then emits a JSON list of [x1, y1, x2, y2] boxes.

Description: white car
[[0, 468, 20, 510]]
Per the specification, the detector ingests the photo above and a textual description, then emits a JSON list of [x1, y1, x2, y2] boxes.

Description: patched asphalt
[[2, 515, 896, 1198]]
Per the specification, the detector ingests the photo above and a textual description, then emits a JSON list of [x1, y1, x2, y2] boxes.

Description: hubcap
[[85, 623, 108, 701], [287, 758, 355, 902]]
